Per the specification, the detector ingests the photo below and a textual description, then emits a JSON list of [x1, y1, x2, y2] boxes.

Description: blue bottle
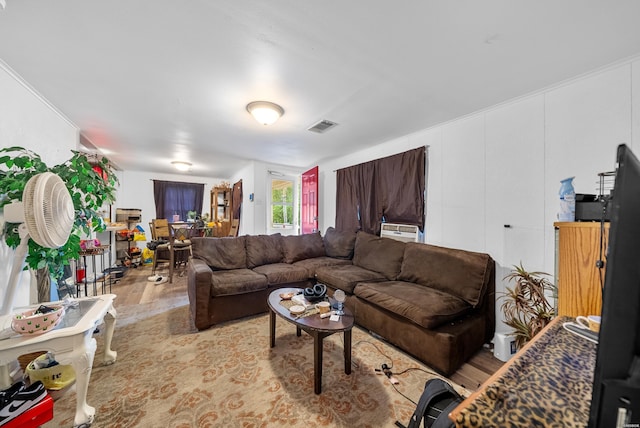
[[559, 177, 576, 222]]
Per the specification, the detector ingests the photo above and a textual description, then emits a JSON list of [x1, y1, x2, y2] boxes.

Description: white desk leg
[[102, 305, 117, 365], [69, 334, 97, 428]]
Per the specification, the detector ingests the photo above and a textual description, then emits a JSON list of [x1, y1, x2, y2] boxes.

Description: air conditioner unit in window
[[379, 223, 420, 243]]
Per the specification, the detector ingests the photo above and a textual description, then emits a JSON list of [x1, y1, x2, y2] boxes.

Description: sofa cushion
[[316, 264, 386, 294], [245, 234, 283, 268], [191, 236, 246, 270], [252, 263, 309, 286], [354, 281, 472, 329], [293, 256, 352, 278], [282, 232, 326, 263], [323, 227, 356, 259], [210, 268, 268, 296], [352, 231, 406, 280], [398, 243, 493, 307]]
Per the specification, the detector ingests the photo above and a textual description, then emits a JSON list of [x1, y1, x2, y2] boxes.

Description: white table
[[0, 294, 117, 427]]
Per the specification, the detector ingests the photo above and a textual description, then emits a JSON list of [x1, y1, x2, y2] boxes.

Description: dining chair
[[168, 223, 194, 282], [150, 219, 171, 279]]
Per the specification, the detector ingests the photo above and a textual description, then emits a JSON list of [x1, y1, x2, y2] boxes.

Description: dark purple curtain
[[336, 161, 381, 233], [153, 180, 204, 220], [336, 168, 360, 233], [380, 148, 425, 229], [335, 146, 425, 234]]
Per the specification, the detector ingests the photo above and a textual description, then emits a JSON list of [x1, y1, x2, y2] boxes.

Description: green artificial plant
[[0, 146, 119, 281], [500, 262, 557, 349]]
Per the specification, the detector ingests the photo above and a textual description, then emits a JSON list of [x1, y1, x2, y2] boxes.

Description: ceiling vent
[[307, 120, 338, 133]]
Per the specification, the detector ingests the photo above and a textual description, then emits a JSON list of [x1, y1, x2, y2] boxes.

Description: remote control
[[320, 311, 335, 319], [562, 322, 599, 344]]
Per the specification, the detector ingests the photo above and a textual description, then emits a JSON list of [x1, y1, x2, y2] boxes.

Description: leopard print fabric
[[456, 317, 596, 427]]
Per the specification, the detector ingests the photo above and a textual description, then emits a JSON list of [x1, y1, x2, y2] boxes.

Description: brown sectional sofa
[[187, 228, 495, 376]]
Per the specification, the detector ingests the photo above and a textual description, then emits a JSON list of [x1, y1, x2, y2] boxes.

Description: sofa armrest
[[187, 258, 214, 330]]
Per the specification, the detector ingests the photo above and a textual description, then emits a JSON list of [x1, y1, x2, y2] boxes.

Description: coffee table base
[[269, 309, 352, 395]]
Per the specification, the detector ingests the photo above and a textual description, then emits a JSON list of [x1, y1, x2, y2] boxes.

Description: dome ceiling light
[[246, 101, 284, 126], [171, 161, 192, 172]]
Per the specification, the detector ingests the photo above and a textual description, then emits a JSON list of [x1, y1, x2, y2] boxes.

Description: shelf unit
[[210, 186, 232, 237], [115, 208, 142, 266], [74, 245, 113, 297]]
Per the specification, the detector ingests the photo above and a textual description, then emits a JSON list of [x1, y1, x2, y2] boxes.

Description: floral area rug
[[43, 301, 468, 428]]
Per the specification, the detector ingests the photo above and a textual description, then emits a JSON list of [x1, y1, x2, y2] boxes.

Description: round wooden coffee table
[[268, 287, 354, 394]]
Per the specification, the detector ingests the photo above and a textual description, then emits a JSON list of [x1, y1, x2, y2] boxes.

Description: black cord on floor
[[353, 339, 394, 370], [352, 339, 454, 406], [394, 366, 439, 377]]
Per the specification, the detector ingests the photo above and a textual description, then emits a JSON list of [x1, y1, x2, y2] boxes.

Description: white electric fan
[[1, 172, 74, 317]]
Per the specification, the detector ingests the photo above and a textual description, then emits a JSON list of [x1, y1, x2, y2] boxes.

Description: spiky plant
[[500, 263, 557, 349]]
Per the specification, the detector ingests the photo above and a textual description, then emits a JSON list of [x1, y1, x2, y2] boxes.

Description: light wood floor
[[107, 264, 504, 392]]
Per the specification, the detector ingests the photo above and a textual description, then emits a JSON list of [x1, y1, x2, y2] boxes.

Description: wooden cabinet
[[554, 221, 609, 317], [210, 186, 232, 237]]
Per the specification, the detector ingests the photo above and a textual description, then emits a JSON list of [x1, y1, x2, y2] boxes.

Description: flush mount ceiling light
[[171, 161, 192, 172], [246, 101, 284, 125]]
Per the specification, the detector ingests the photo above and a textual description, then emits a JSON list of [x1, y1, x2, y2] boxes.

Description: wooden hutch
[[210, 185, 232, 237]]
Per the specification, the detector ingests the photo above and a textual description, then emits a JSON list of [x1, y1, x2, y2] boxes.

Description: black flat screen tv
[[588, 144, 640, 426]]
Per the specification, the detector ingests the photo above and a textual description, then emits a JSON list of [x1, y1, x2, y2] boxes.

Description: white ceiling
[[2, 1, 640, 177]]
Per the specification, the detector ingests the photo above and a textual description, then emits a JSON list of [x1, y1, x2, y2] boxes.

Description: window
[[271, 178, 294, 228]]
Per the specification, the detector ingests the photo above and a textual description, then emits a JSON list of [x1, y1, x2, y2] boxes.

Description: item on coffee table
[[289, 305, 306, 316], [279, 291, 295, 300], [304, 283, 327, 303], [315, 301, 331, 314], [334, 289, 346, 316], [320, 310, 335, 319]]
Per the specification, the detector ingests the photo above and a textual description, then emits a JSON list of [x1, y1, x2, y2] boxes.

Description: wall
[[318, 55, 640, 334], [230, 162, 256, 236], [0, 60, 79, 308]]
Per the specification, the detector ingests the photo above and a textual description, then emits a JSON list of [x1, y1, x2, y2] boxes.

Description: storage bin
[[115, 208, 142, 222]]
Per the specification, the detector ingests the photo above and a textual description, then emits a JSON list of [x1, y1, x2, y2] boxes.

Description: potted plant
[[500, 262, 557, 349], [0, 146, 119, 300]]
